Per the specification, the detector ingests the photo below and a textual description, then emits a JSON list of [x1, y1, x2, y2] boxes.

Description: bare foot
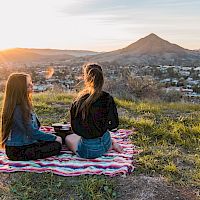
[[112, 141, 123, 153]]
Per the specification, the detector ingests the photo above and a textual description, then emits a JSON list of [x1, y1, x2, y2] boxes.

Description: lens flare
[[45, 67, 54, 79]]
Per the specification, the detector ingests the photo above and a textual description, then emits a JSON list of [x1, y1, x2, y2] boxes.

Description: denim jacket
[[6, 105, 56, 146]]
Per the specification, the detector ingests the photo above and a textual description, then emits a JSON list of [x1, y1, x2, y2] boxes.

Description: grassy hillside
[[0, 92, 199, 200]]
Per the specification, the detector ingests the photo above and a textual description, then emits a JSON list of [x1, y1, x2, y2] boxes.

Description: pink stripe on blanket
[[0, 127, 140, 176]]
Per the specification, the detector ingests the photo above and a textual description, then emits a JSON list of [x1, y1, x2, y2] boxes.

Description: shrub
[[159, 90, 182, 102]]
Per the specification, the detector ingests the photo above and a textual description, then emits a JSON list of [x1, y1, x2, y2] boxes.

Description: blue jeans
[[77, 131, 112, 159]]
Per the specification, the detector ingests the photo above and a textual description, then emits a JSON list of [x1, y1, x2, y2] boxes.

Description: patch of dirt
[[0, 173, 13, 200], [0, 173, 198, 200], [115, 175, 198, 200], [0, 173, 12, 186]]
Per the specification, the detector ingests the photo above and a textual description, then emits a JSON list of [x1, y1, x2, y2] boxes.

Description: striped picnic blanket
[[0, 127, 140, 177]]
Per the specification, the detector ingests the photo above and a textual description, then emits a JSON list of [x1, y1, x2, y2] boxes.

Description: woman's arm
[[31, 129, 57, 141], [107, 96, 119, 130], [70, 102, 84, 137], [70, 103, 80, 135], [14, 106, 57, 142]]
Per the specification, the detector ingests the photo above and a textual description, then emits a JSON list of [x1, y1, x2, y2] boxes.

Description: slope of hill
[[88, 33, 200, 65], [0, 92, 199, 200], [0, 48, 74, 63], [16, 48, 101, 57]]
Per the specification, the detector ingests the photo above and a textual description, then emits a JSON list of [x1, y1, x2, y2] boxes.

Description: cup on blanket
[[52, 123, 71, 131], [52, 123, 73, 144]]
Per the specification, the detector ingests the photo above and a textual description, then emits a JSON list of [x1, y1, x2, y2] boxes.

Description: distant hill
[[0, 48, 75, 64], [0, 48, 101, 64], [0, 35, 199, 65], [120, 33, 187, 54], [16, 48, 101, 57], [87, 33, 200, 65]]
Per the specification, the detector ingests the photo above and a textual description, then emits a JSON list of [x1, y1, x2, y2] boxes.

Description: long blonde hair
[[1, 73, 32, 146], [74, 64, 104, 120]]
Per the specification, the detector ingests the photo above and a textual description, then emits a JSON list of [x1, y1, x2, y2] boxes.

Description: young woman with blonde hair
[[66, 64, 122, 159], [1, 73, 62, 160]]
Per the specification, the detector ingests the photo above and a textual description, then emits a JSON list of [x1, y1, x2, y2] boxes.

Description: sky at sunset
[[0, 0, 200, 51]]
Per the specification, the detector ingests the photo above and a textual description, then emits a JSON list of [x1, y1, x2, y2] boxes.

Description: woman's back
[[70, 91, 118, 139], [66, 63, 122, 159]]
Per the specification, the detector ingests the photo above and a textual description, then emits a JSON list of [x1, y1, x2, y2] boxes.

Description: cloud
[[59, 0, 200, 26], [1, 0, 199, 50]]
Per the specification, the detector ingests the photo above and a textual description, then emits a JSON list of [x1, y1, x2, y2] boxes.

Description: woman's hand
[[55, 136, 62, 144]]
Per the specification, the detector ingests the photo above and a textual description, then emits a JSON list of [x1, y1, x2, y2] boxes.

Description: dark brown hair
[[1, 73, 32, 146], [74, 63, 104, 120]]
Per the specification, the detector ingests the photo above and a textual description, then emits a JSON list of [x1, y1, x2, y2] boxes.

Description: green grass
[[0, 91, 200, 199], [32, 91, 76, 105], [32, 92, 74, 125], [3, 173, 116, 200], [115, 98, 161, 114], [118, 98, 200, 188]]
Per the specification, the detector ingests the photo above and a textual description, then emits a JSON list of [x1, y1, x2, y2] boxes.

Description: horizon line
[[0, 33, 199, 52]]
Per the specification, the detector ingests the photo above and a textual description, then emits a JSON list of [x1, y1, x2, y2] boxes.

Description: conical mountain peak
[[120, 33, 186, 54]]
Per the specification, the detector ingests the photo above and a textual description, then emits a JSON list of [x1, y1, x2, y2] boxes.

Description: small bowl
[[52, 123, 63, 129], [52, 123, 71, 134]]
